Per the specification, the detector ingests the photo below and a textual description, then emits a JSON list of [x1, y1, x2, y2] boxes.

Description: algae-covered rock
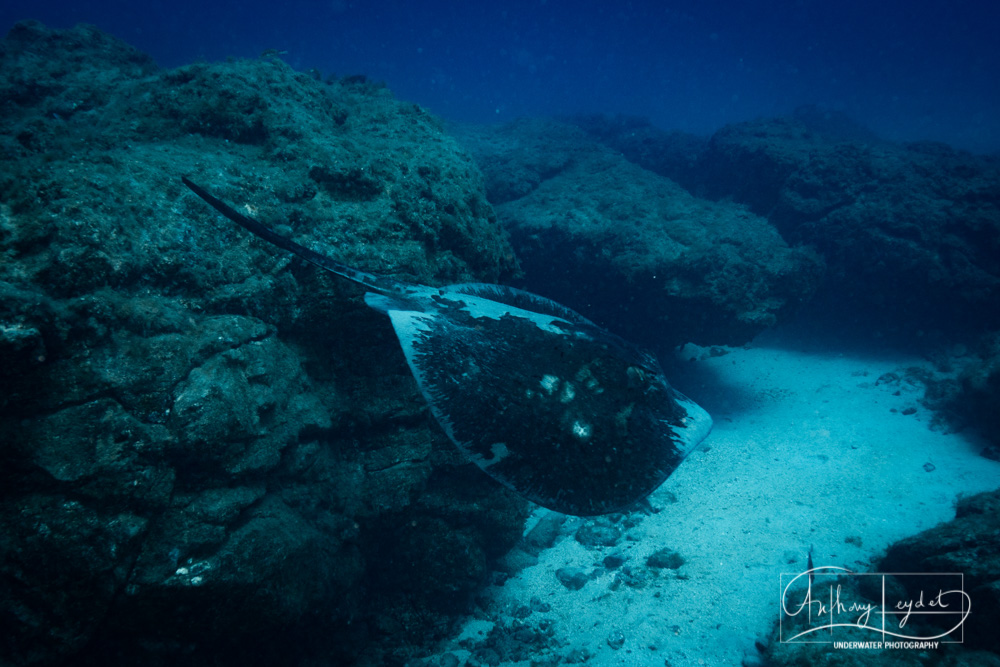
[[0, 496, 149, 665], [646, 547, 685, 570], [922, 331, 1000, 454], [879, 489, 1000, 652], [457, 119, 823, 349], [1, 21, 527, 666], [697, 116, 1000, 336], [562, 113, 711, 190], [761, 492, 1000, 664]]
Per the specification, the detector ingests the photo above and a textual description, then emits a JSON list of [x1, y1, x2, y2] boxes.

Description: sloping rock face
[[562, 113, 711, 192], [880, 490, 1000, 652], [763, 490, 1000, 665], [699, 117, 1000, 337], [564, 107, 881, 200], [455, 119, 824, 350], [570, 111, 1000, 450], [923, 332, 1000, 454], [695, 116, 1000, 439], [0, 21, 527, 666]]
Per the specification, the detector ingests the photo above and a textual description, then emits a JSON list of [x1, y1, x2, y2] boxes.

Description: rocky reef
[[572, 110, 1000, 341], [0, 21, 527, 666], [881, 489, 1000, 653], [879, 491, 1000, 653], [922, 332, 1000, 457], [4, 18, 999, 667], [568, 110, 1000, 449], [454, 119, 824, 350], [701, 117, 1000, 336], [763, 489, 1000, 666]]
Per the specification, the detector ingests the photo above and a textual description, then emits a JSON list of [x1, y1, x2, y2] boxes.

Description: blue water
[[3, 0, 999, 153]]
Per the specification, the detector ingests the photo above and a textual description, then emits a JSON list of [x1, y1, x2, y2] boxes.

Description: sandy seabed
[[435, 327, 1000, 666]]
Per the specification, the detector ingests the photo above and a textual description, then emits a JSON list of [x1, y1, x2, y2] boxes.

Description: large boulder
[[762, 489, 1000, 666], [697, 115, 1000, 337], [880, 489, 1000, 652], [0, 21, 527, 666], [922, 332, 1000, 454], [456, 119, 824, 350], [561, 113, 711, 192]]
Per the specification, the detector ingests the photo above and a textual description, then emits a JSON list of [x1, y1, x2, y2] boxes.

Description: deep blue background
[[3, 0, 999, 153]]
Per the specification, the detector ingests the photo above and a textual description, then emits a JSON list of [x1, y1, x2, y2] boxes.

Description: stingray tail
[[181, 177, 405, 294]]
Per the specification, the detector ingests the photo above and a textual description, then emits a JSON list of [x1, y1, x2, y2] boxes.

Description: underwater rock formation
[[561, 113, 711, 192], [880, 489, 1000, 652], [764, 490, 1000, 665], [572, 111, 1000, 446], [455, 119, 824, 350], [572, 110, 1000, 342], [922, 332, 1000, 454], [698, 116, 1000, 337], [0, 21, 526, 666]]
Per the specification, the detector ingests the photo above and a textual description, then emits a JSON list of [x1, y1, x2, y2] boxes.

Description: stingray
[[182, 177, 712, 516]]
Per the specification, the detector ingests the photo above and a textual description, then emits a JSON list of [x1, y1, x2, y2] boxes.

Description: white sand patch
[[435, 337, 1000, 667]]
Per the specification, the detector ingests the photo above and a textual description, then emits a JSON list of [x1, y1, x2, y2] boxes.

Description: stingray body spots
[[182, 177, 712, 516]]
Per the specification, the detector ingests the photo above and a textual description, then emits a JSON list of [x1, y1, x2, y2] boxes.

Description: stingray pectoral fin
[[364, 292, 418, 314], [379, 307, 465, 445], [443, 283, 597, 327], [376, 296, 710, 516], [670, 390, 713, 458]]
